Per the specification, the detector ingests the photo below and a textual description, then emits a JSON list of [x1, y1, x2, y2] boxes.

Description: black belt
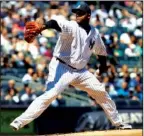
[[56, 57, 77, 70]]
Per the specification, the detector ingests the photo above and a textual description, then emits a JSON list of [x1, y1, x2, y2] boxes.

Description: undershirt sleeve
[[45, 20, 62, 32]]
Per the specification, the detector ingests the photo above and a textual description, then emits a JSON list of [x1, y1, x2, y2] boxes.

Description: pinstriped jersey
[[53, 19, 107, 70]]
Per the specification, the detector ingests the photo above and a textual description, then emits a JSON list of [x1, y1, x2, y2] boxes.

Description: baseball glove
[[24, 21, 44, 43]]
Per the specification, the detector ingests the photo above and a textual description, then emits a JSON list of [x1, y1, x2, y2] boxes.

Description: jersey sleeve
[[54, 19, 73, 34], [94, 30, 107, 56]]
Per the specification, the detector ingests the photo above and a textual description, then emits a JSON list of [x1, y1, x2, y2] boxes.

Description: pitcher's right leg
[[10, 57, 76, 131], [10, 87, 62, 130]]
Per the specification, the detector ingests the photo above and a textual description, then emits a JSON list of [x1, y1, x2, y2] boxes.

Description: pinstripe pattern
[[71, 70, 122, 126], [13, 58, 122, 128], [53, 20, 107, 70], [13, 57, 80, 127], [11, 20, 122, 129]]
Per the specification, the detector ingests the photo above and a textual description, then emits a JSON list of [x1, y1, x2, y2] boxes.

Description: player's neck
[[79, 22, 91, 34]]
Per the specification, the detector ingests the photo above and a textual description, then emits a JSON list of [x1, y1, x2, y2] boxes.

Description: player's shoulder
[[69, 20, 78, 26], [62, 20, 78, 28]]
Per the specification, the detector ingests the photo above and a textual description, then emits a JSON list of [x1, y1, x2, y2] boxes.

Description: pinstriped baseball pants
[[12, 57, 122, 128]]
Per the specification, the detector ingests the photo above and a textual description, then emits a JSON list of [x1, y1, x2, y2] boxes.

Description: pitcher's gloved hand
[[24, 20, 44, 43]]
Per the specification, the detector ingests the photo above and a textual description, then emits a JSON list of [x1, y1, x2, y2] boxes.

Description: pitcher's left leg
[[88, 87, 122, 126], [71, 70, 131, 129]]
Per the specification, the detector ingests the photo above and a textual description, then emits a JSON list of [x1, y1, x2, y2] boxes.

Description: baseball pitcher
[[10, 2, 132, 131]]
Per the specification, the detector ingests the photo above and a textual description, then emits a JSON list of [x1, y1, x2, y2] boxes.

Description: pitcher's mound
[[48, 129, 142, 136]]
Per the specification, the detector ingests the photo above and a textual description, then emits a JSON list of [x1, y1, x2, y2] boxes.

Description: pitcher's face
[[75, 10, 90, 24]]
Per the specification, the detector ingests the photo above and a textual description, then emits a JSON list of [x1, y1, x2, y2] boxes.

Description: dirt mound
[[48, 129, 142, 136]]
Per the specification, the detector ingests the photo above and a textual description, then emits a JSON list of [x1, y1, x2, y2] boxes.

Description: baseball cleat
[[10, 120, 22, 131], [116, 123, 132, 130]]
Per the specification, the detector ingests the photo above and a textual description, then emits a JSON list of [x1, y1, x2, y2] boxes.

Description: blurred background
[[0, 1, 143, 135]]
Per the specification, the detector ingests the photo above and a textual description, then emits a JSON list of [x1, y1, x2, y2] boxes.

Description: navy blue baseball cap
[[72, 2, 91, 15]]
